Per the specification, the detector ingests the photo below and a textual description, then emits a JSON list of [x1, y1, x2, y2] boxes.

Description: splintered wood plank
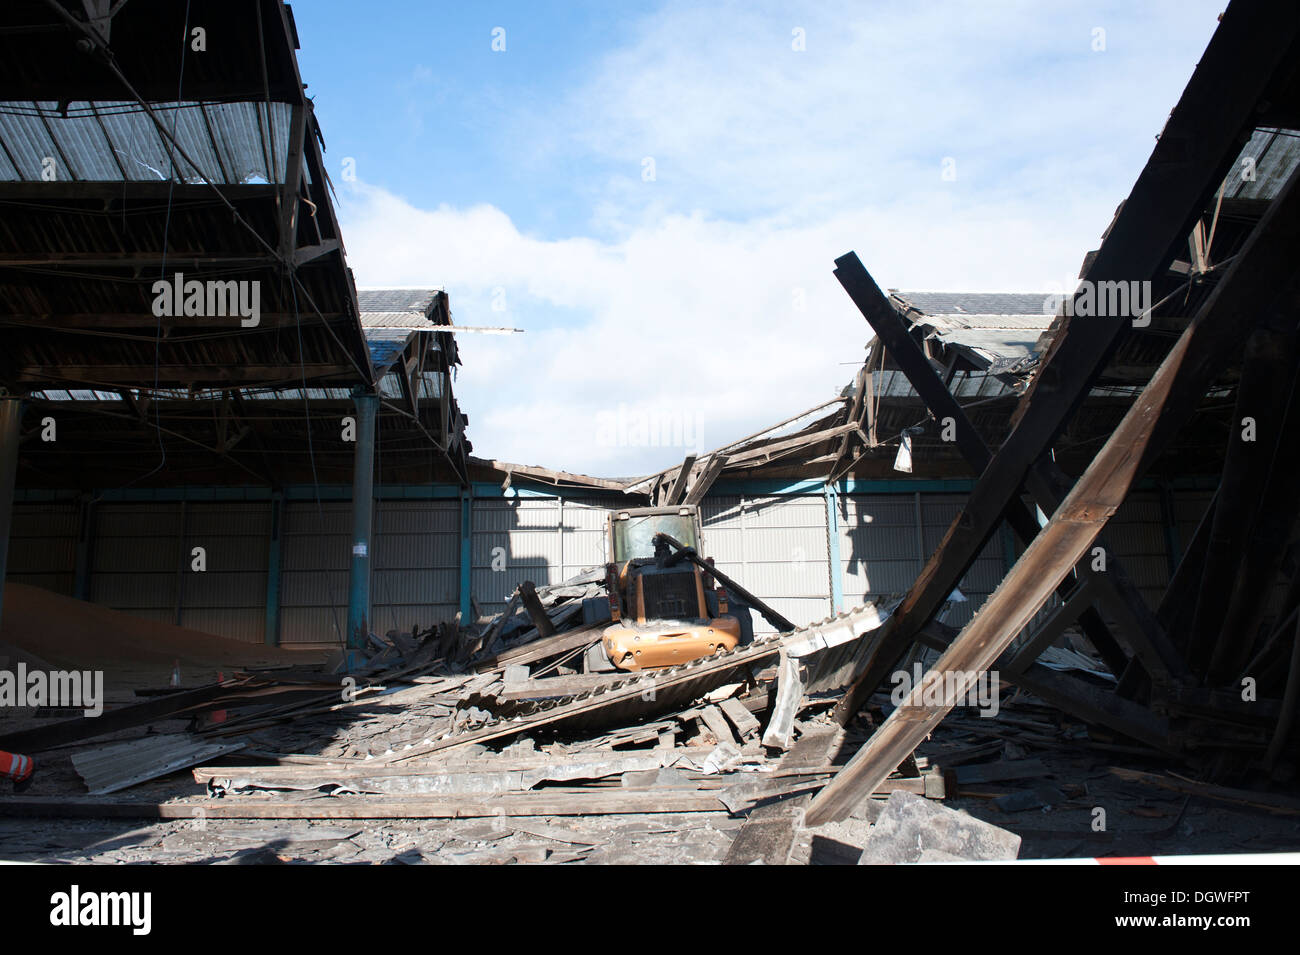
[[474, 624, 605, 672], [718, 697, 761, 738], [700, 705, 739, 746]]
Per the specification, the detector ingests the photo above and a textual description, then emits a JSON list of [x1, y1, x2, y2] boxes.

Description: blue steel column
[[264, 492, 283, 646], [824, 481, 843, 613], [459, 488, 473, 625], [0, 397, 22, 631], [347, 392, 378, 650]]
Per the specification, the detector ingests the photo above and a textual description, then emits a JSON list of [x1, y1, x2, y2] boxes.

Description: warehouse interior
[[0, 0, 1298, 865]]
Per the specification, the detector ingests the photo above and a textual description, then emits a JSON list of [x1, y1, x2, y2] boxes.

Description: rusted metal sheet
[[71, 734, 246, 795]]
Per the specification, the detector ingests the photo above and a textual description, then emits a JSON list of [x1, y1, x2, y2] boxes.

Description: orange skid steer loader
[[598, 505, 792, 672]]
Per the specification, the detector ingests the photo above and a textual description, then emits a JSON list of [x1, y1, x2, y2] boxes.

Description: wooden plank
[[700, 705, 740, 746], [0, 681, 248, 753], [495, 671, 627, 701], [665, 453, 698, 506], [682, 454, 728, 507], [1109, 767, 1300, 815], [279, 103, 308, 261], [473, 622, 605, 672], [518, 580, 557, 639], [1005, 579, 1096, 675], [719, 697, 761, 738]]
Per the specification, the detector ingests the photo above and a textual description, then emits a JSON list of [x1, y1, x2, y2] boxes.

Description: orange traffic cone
[[0, 750, 34, 787]]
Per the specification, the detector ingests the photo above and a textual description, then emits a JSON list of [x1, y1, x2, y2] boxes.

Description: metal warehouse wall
[[372, 500, 459, 639], [177, 503, 269, 643], [280, 501, 348, 646], [90, 503, 184, 627], [838, 492, 1005, 630], [4, 483, 1208, 650], [471, 496, 610, 618], [5, 500, 77, 596], [702, 494, 831, 635]]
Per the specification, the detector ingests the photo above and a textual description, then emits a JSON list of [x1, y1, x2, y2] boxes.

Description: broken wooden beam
[[518, 580, 557, 639], [806, 231, 1272, 823], [828, 0, 1300, 724]]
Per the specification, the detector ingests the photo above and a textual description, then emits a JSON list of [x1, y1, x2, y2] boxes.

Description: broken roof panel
[[889, 290, 1056, 367], [1224, 127, 1300, 201]]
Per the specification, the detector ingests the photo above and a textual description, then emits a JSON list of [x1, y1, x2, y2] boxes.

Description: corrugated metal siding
[[703, 495, 830, 634], [280, 501, 349, 646], [472, 498, 563, 615], [5, 485, 1200, 652], [561, 497, 613, 579], [0, 100, 290, 184], [90, 503, 181, 617], [839, 494, 922, 606], [837, 493, 1001, 629], [5, 502, 78, 595], [1103, 492, 1171, 610], [920, 494, 1005, 628], [372, 500, 459, 636], [176, 503, 269, 644]]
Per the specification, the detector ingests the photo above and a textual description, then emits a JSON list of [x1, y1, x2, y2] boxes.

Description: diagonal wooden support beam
[[1004, 578, 1098, 676], [664, 453, 697, 506], [1210, 351, 1300, 682], [830, 254, 1186, 714], [806, 291, 1223, 824], [278, 104, 309, 262], [805, 155, 1300, 825], [682, 454, 727, 507], [1186, 327, 1300, 676], [829, 2, 1300, 724]]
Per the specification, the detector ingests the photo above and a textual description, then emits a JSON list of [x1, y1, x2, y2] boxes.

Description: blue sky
[[292, 1, 1224, 477]]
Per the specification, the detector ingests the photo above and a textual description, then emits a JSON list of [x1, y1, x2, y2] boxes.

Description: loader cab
[[607, 506, 702, 563]]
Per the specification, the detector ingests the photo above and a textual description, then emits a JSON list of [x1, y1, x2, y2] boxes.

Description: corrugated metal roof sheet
[[1225, 127, 1300, 201], [71, 733, 247, 795], [891, 292, 1054, 317], [357, 289, 442, 313], [0, 100, 290, 183], [361, 312, 442, 329], [889, 291, 1056, 365]]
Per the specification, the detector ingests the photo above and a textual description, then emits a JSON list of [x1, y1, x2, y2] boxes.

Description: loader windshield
[[611, 514, 699, 562]]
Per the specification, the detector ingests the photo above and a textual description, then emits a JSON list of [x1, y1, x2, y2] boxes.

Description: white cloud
[[335, 0, 1223, 477], [341, 181, 1102, 476]]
